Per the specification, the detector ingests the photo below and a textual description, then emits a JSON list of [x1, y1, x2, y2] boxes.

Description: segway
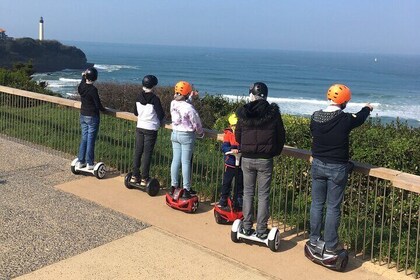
[[70, 158, 106, 179], [214, 151, 243, 224], [304, 239, 349, 272], [231, 219, 280, 252], [165, 187, 199, 213], [124, 172, 160, 197]]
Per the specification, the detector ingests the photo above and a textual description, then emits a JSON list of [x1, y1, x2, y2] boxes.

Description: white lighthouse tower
[[39, 17, 44, 41]]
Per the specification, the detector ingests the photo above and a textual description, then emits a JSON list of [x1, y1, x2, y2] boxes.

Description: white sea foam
[[59, 78, 80, 83], [94, 64, 139, 72], [222, 94, 419, 123]]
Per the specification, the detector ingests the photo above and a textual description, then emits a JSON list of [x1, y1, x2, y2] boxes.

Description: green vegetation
[[0, 63, 58, 96]]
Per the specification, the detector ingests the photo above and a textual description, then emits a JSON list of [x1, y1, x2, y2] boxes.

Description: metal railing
[[1, 85, 419, 277]]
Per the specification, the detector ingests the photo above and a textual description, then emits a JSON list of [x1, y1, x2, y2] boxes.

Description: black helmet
[[249, 82, 268, 99], [85, 67, 98, 81], [142, 75, 158, 89]]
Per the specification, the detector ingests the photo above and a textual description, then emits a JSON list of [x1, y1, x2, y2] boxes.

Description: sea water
[[32, 41, 420, 127]]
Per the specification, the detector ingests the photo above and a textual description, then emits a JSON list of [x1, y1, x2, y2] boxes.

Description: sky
[[1, 0, 419, 55]]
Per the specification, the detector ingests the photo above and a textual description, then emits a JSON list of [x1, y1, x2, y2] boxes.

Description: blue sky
[[1, 0, 419, 54]]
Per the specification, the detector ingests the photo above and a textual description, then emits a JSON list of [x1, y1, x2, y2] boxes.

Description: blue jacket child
[[219, 113, 244, 208]]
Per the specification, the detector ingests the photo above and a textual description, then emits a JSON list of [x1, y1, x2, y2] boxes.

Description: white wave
[[59, 78, 80, 83], [223, 94, 380, 107], [94, 64, 139, 72], [222, 94, 419, 122]]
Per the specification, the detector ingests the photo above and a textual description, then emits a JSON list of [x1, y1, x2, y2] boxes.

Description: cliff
[[0, 38, 93, 72]]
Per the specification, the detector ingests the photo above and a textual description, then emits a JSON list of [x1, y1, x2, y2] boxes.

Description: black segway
[[124, 172, 160, 197], [71, 158, 106, 179], [304, 239, 349, 272]]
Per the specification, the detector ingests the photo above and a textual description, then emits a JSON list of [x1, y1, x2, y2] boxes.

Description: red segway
[[214, 151, 243, 224], [165, 187, 199, 213]]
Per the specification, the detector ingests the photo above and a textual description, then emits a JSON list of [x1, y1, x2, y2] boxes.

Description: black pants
[[133, 127, 158, 179], [221, 166, 244, 198]]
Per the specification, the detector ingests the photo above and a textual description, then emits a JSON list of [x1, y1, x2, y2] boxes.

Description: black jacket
[[310, 106, 371, 163], [235, 99, 286, 159], [78, 77, 106, 116]]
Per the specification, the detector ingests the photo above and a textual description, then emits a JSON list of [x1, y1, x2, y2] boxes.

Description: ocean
[[32, 41, 420, 127]]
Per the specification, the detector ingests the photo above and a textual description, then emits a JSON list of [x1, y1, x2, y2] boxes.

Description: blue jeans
[[309, 158, 350, 250], [241, 157, 273, 234], [78, 114, 100, 166], [171, 130, 195, 190]]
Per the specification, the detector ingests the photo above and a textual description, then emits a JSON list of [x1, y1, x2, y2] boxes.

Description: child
[[219, 113, 244, 208], [309, 84, 373, 253], [77, 67, 106, 169], [170, 81, 204, 198], [235, 82, 286, 238], [131, 75, 165, 185]]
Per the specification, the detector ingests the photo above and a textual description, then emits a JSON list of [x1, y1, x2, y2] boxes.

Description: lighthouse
[[39, 17, 44, 41]]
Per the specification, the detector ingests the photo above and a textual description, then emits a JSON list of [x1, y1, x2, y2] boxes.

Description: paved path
[[0, 137, 411, 280]]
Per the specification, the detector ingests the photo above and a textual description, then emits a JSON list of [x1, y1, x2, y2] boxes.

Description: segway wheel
[[146, 178, 160, 197], [124, 172, 135, 189], [71, 165, 80, 175], [190, 200, 199, 213], [231, 229, 239, 243], [214, 210, 224, 224], [231, 220, 241, 243], [268, 229, 280, 252], [94, 163, 106, 179], [337, 255, 349, 272]]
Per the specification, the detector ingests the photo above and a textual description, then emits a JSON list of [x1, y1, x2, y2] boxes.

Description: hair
[[174, 93, 188, 101], [249, 93, 265, 102]]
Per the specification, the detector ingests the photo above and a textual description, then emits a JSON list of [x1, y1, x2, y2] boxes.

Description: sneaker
[[86, 164, 94, 170], [76, 162, 86, 169], [256, 229, 270, 240], [140, 178, 148, 186], [218, 196, 228, 207], [169, 186, 177, 195], [325, 244, 345, 254], [189, 189, 197, 195], [240, 227, 254, 236], [130, 176, 140, 184], [182, 189, 192, 199]]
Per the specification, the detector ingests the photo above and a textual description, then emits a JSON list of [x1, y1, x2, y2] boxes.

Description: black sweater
[[310, 106, 371, 163], [78, 77, 106, 116], [235, 100, 286, 159]]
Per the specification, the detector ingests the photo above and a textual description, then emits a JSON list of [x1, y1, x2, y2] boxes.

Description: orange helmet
[[174, 81, 192, 96], [327, 84, 351, 104]]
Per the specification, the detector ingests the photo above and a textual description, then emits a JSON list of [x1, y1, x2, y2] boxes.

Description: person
[[235, 82, 286, 238], [170, 81, 204, 198], [219, 113, 244, 208], [130, 75, 165, 185], [77, 67, 106, 169], [309, 84, 373, 253]]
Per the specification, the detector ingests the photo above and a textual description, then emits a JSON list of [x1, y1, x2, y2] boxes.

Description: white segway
[[231, 219, 280, 252], [70, 158, 106, 179]]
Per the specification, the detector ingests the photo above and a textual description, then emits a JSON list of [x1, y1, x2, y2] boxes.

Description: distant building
[[39, 17, 44, 41], [0, 28, 8, 40]]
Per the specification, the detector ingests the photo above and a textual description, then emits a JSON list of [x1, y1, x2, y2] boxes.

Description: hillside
[[0, 38, 93, 72]]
